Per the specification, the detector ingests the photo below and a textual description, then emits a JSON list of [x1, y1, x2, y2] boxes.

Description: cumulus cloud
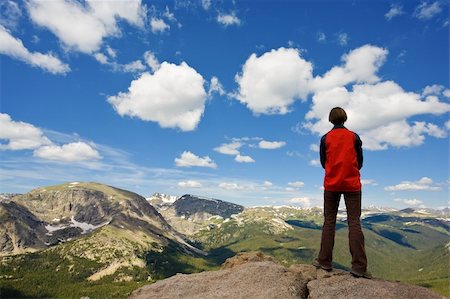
[[305, 73, 450, 149], [0, 25, 70, 74], [235, 154, 255, 163], [0, 113, 51, 150], [175, 151, 217, 168], [235, 47, 313, 114], [258, 140, 286, 149], [237, 44, 449, 150], [151, 17, 170, 33], [311, 45, 388, 91], [108, 61, 207, 131], [26, 0, 146, 53], [214, 141, 242, 155], [33, 142, 101, 162], [414, 1, 442, 20], [217, 12, 241, 27], [385, 4, 404, 20], [0, 113, 102, 163], [178, 180, 202, 188], [385, 177, 442, 191]]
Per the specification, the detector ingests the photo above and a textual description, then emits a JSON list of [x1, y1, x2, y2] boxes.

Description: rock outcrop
[[129, 252, 445, 299]]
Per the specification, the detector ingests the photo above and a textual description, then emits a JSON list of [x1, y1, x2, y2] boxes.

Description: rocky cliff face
[[0, 201, 48, 254], [0, 182, 202, 260], [129, 252, 445, 299], [151, 194, 244, 235]]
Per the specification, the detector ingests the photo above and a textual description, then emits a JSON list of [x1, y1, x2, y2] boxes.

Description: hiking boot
[[350, 269, 372, 279], [312, 259, 332, 271]]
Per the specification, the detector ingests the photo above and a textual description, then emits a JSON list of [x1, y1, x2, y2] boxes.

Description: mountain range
[[0, 182, 449, 298]]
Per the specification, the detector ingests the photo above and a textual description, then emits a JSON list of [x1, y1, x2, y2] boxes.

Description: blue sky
[[1, 0, 449, 209]]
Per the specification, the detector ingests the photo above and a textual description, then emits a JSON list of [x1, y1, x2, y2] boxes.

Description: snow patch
[[45, 217, 110, 235]]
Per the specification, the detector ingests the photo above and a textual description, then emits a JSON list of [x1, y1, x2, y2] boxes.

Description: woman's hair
[[329, 107, 347, 125]]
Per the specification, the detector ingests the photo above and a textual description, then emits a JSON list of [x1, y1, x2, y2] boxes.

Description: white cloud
[[414, 1, 442, 20], [208, 76, 226, 96], [385, 177, 442, 191], [95, 51, 147, 73], [385, 4, 404, 20], [305, 81, 450, 150], [178, 180, 202, 188], [106, 46, 116, 58], [0, 113, 51, 150], [422, 84, 444, 96], [445, 120, 450, 130], [201, 0, 212, 10], [33, 142, 101, 162], [309, 159, 321, 167], [143, 51, 160, 72], [0, 25, 70, 74], [150, 17, 170, 33], [94, 52, 109, 64], [258, 140, 286, 149], [0, 114, 102, 163], [443, 89, 450, 98], [219, 182, 245, 190], [27, 0, 146, 54], [214, 142, 242, 155], [310, 144, 320, 152], [175, 151, 217, 168], [163, 6, 176, 22], [235, 154, 255, 163], [288, 181, 305, 188], [108, 61, 207, 131], [241, 44, 449, 151], [119, 60, 146, 73], [0, 0, 22, 29], [263, 181, 273, 187], [361, 179, 377, 186], [289, 197, 311, 207], [311, 44, 388, 91], [217, 12, 241, 27], [394, 198, 425, 207], [317, 32, 326, 42], [235, 47, 313, 114], [337, 33, 349, 46]]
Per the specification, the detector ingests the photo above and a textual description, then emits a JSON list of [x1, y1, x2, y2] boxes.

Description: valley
[[1, 182, 449, 298]]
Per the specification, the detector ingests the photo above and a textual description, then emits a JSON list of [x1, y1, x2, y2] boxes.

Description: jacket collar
[[332, 124, 346, 130]]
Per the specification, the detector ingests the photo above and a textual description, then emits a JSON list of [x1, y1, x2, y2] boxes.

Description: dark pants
[[318, 190, 367, 272]]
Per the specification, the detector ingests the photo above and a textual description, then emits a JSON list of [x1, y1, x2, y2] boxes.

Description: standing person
[[313, 107, 371, 278]]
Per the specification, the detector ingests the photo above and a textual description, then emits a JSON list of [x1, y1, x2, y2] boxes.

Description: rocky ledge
[[129, 252, 445, 299]]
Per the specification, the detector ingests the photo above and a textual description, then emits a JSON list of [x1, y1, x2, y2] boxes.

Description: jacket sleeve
[[354, 133, 363, 170], [320, 134, 327, 169]]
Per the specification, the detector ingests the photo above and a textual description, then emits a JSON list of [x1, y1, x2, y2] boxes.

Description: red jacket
[[320, 125, 363, 192]]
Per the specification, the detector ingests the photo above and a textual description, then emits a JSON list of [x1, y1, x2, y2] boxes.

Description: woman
[[313, 107, 370, 279]]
